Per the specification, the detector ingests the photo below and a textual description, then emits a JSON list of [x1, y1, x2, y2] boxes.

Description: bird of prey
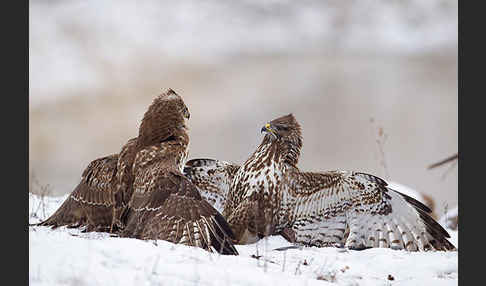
[[184, 114, 456, 251], [31, 89, 238, 255], [116, 89, 237, 255]]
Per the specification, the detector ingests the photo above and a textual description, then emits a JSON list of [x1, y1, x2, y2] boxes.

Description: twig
[[428, 153, 458, 170], [369, 118, 390, 179], [30, 173, 53, 221]]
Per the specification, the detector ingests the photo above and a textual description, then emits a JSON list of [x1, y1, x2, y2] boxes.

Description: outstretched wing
[[183, 158, 240, 213], [123, 169, 238, 255], [33, 154, 118, 231], [286, 170, 455, 251]]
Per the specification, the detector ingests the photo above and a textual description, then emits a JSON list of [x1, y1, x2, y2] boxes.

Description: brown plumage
[[111, 137, 139, 230], [184, 114, 456, 251], [118, 89, 238, 255], [32, 89, 238, 255], [32, 137, 136, 232]]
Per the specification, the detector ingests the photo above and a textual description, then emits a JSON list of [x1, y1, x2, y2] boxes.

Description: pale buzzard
[[184, 114, 455, 251]]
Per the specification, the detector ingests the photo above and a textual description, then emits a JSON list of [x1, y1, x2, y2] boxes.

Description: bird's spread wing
[[183, 158, 240, 213], [123, 169, 238, 255], [34, 154, 119, 231], [286, 170, 455, 251]]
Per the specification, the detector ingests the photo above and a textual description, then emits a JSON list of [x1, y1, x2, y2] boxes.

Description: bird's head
[[137, 88, 190, 149], [260, 113, 301, 141], [161, 88, 190, 121], [259, 113, 303, 166]]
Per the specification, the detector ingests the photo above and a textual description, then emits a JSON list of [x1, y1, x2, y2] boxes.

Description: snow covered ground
[[29, 193, 458, 286]]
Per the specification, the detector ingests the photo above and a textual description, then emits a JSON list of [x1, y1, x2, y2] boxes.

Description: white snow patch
[[29, 194, 458, 286]]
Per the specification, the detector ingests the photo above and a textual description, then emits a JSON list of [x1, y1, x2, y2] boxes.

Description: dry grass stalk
[[428, 153, 458, 170]]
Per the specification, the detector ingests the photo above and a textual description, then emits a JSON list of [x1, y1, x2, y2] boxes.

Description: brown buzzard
[[117, 90, 238, 255], [31, 89, 238, 255], [184, 114, 456, 251]]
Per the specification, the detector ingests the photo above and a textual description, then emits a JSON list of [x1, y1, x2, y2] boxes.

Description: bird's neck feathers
[[256, 131, 302, 168], [135, 110, 189, 172], [135, 92, 188, 150]]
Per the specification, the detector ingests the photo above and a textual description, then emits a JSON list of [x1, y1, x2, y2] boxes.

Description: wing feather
[[183, 158, 240, 213], [33, 154, 118, 231], [122, 169, 238, 255], [287, 170, 455, 251]]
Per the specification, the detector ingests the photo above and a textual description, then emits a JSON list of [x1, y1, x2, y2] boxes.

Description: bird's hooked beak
[[261, 123, 277, 138]]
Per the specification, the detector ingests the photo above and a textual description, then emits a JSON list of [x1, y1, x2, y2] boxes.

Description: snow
[[29, 193, 458, 286]]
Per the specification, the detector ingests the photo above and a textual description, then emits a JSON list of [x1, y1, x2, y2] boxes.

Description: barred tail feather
[[135, 211, 238, 255]]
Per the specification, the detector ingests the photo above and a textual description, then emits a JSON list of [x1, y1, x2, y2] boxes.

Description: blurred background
[[29, 0, 457, 213]]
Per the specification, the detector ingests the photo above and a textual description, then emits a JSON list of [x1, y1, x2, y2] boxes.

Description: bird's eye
[[275, 125, 288, 131]]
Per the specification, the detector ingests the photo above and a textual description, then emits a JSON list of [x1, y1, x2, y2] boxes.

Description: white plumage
[[184, 114, 456, 251]]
